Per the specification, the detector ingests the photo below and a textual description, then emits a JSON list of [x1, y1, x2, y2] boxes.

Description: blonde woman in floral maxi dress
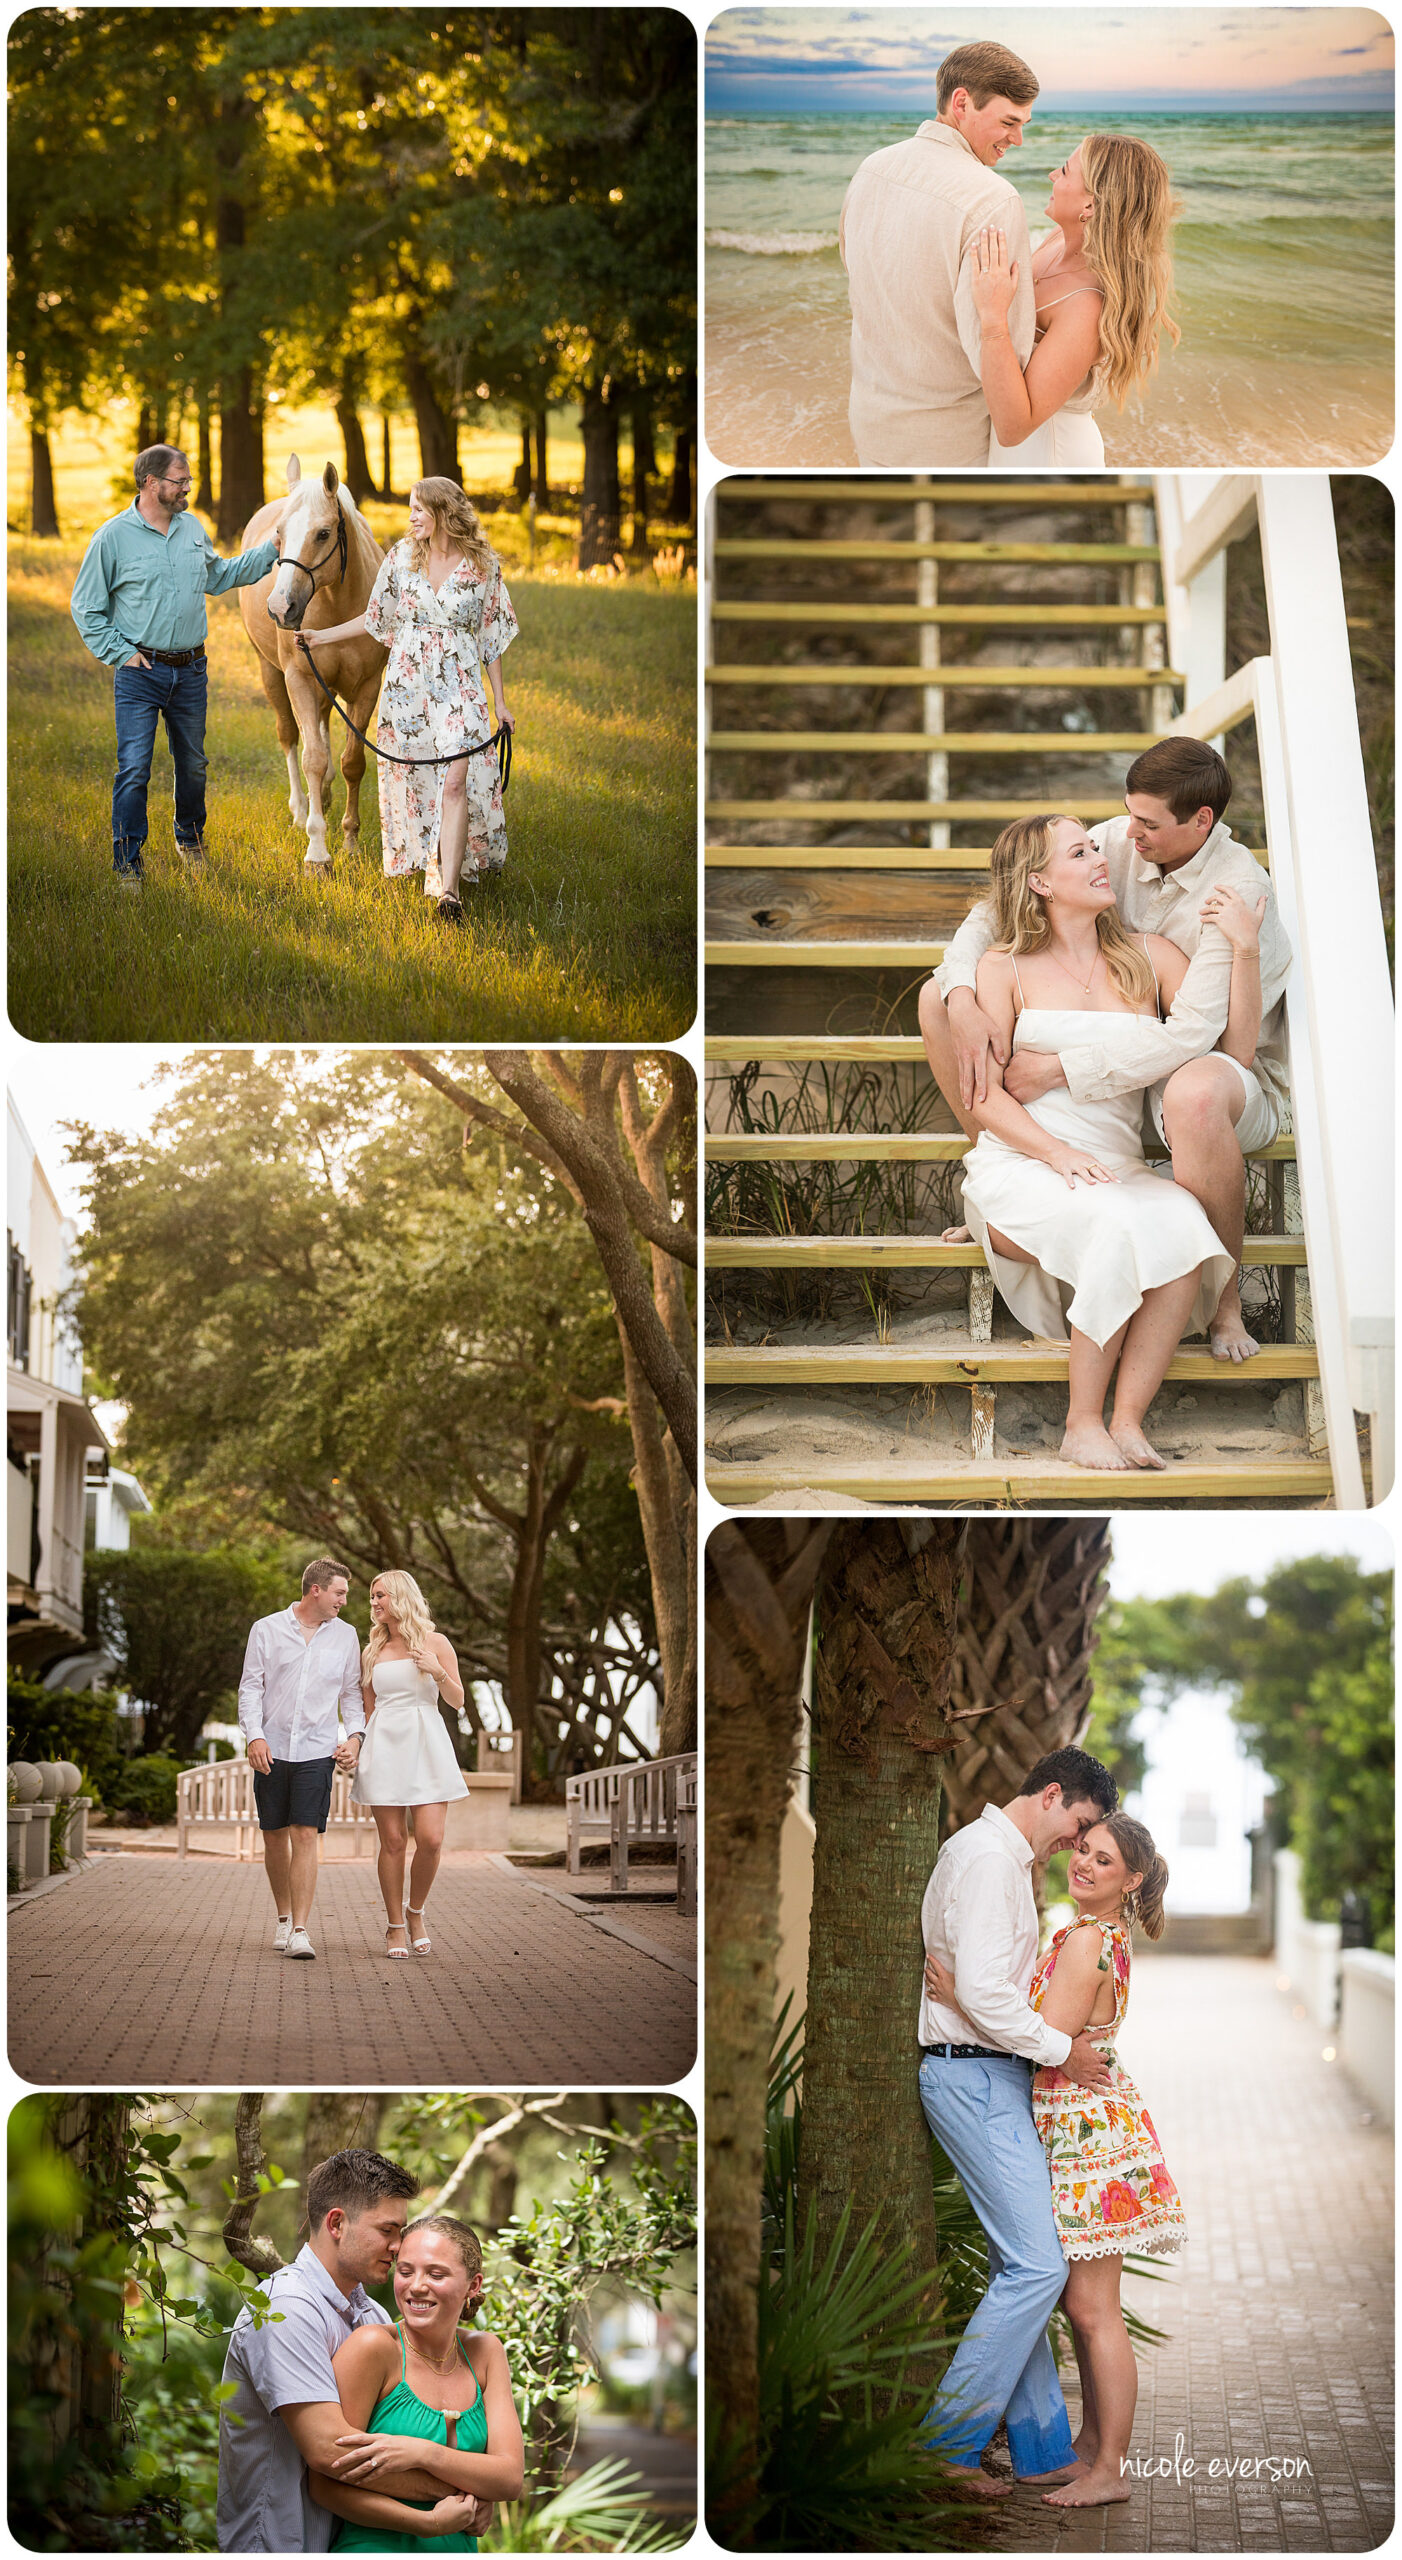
[[927, 1809, 1185, 2510], [302, 478, 517, 924]]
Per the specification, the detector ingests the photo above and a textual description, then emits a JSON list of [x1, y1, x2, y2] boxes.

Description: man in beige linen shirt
[[920, 735, 1293, 1364], [840, 39, 1039, 464]]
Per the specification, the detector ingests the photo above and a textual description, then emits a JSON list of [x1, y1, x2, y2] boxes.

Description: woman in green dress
[[309, 2215, 524, 2550]]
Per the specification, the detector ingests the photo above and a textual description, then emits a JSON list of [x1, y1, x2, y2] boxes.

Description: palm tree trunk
[[802, 1521, 966, 2357], [942, 1519, 1112, 1833]]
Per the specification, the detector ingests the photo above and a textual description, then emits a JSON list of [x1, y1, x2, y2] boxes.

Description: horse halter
[[270, 507, 348, 627]]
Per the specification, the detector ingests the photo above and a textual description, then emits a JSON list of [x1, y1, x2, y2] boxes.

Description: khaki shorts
[[1149, 1056, 1281, 1157]]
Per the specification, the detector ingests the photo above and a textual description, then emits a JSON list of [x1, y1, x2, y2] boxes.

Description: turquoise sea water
[[705, 111, 1394, 463]]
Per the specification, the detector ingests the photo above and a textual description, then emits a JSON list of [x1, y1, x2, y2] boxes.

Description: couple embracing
[[920, 1748, 1185, 2510], [841, 39, 1178, 465], [217, 2146, 523, 2550], [238, 1559, 470, 1962], [920, 735, 1293, 1472]]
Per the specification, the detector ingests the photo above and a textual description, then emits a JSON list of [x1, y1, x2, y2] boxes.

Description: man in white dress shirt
[[216, 2145, 492, 2551], [238, 1557, 366, 1959], [918, 1747, 1118, 2496], [839, 41, 1039, 465], [920, 736, 1294, 1364]]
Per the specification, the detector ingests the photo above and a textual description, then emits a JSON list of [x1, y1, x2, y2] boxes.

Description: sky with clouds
[[706, 8, 1395, 113]]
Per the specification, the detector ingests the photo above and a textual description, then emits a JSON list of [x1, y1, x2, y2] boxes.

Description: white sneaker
[[284, 1927, 316, 1960], [274, 1916, 294, 1952]]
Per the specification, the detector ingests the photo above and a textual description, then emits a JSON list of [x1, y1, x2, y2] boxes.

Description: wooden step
[[706, 1033, 1290, 1059], [707, 666, 1186, 689], [704, 846, 1270, 870], [706, 1131, 1298, 1163], [705, 1457, 1334, 1507], [713, 605, 1168, 626], [707, 800, 1130, 824], [718, 480, 1157, 505], [708, 875, 996, 942], [706, 940, 947, 969], [716, 539, 1159, 566], [711, 730, 1159, 755], [707, 1341, 1319, 1387], [706, 1234, 1309, 1271]]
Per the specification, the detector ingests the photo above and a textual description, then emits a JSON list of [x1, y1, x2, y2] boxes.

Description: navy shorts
[[252, 1755, 337, 1834]]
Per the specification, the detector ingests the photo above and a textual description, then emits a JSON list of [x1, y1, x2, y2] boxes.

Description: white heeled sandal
[[405, 1903, 432, 1954], [384, 1921, 410, 1960]]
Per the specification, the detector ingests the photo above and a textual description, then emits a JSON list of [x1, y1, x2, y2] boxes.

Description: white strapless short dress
[[959, 1008, 1234, 1350], [351, 1659, 470, 1808]]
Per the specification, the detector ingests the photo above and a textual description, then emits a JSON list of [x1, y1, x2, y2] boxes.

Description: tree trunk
[[514, 415, 532, 503], [665, 379, 695, 524], [29, 424, 59, 538], [801, 1522, 967, 2367], [137, 405, 155, 459], [617, 1058, 697, 1753], [76, 2097, 130, 2453], [195, 393, 214, 514], [335, 388, 377, 504], [304, 2092, 386, 2174], [217, 366, 264, 539], [629, 390, 655, 556], [941, 1520, 1112, 1833], [404, 350, 459, 482], [532, 408, 549, 508], [705, 1520, 834, 2519], [578, 379, 621, 570], [381, 412, 393, 502]]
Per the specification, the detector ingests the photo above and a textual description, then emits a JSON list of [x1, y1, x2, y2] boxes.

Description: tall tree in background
[[940, 1519, 1112, 1832]]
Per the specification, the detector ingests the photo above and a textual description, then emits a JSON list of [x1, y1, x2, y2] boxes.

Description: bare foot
[[1109, 1419, 1167, 1470], [1060, 1420, 1132, 1471], [1043, 2466, 1131, 2509], [1017, 2461, 1082, 2486], [1071, 2434, 1101, 2467], [941, 1223, 974, 1243], [943, 2464, 1014, 2502], [1210, 1302, 1260, 1363]]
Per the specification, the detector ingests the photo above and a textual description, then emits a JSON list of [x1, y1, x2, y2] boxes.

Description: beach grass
[[8, 535, 697, 1043]]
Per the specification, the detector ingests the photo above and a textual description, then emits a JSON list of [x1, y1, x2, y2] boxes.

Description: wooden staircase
[[703, 474, 1364, 1510]]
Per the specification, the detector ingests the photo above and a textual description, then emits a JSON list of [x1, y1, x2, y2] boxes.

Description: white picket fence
[[565, 1753, 698, 1913], [1156, 473, 1394, 1504]]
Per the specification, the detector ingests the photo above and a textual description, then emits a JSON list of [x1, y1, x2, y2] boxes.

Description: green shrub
[[7, 1674, 129, 1807], [106, 1755, 182, 1826]]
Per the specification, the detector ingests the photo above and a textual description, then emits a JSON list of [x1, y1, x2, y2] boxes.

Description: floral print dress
[[1030, 1915, 1187, 2262], [362, 538, 519, 894]]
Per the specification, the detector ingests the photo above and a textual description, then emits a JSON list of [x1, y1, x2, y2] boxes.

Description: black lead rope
[[295, 636, 512, 792]]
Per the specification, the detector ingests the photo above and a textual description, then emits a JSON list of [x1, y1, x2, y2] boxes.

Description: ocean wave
[[707, 227, 836, 255]]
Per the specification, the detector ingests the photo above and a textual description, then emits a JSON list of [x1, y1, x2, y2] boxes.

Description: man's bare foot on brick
[[1043, 2464, 1131, 2508], [943, 2463, 1013, 2500], [1017, 2459, 1082, 2486]]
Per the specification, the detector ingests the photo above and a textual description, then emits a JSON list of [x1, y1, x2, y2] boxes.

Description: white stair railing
[[1156, 474, 1394, 1503]]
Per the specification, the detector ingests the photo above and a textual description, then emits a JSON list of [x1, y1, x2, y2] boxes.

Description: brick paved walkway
[[986, 1954, 1393, 2553], [9, 1853, 695, 2086]]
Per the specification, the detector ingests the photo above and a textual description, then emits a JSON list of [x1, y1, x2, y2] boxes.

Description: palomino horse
[[240, 456, 387, 868]]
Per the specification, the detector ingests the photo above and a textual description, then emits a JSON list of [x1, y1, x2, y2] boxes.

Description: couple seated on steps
[[919, 734, 1293, 1473]]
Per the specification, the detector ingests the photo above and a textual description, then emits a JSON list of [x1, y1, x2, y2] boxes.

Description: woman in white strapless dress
[[951, 813, 1265, 1472], [967, 135, 1180, 464], [354, 1570, 469, 1959]]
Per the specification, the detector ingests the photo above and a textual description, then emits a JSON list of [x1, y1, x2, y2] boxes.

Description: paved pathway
[[9, 1853, 695, 2086], [986, 1954, 1393, 2553]]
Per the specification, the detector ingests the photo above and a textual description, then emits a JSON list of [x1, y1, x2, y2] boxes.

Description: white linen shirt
[[840, 120, 1036, 465], [216, 2242, 394, 2553], [934, 816, 1293, 1123], [237, 1607, 365, 1763], [919, 1802, 1072, 2067]]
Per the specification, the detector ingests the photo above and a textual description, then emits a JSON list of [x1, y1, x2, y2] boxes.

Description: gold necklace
[[403, 2324, 461, 2376], [1049, 946, 1101, 998]]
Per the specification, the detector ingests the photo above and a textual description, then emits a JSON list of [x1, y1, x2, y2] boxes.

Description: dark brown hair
[[937, 41, 1039, 112], [306, 2149, 420, 2231], [1125, 736, 1232, 825], [1016, 1747, 1118, 1820], [302, 1556, 352, 1594], [1099, 1811, 1169, 1939], [134, 444, 188, 489]]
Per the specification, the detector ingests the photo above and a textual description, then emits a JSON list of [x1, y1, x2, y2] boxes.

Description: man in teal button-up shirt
[[70, 442, 279, 883]]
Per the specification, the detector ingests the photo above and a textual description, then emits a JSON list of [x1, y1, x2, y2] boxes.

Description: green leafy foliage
[[7, 1674, 130, 1807], [84, 1550, 291, 1762], [102, 1755, 184, 1828]]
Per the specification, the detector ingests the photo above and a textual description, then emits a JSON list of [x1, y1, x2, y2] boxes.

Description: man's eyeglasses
[[158, 475, 193, 490]]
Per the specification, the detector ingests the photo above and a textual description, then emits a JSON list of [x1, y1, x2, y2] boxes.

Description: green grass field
[[8, 400, 697, 1041], [9, 536, 696, 1042]]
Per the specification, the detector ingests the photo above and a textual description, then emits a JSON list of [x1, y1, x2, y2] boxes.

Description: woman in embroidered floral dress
[[927, 1809, 1185, 2510], [302, 478, 517, 924]]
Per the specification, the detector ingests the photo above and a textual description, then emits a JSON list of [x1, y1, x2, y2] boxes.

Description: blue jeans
[[111, 656, 209, 873], [918, 2052, 1074, 2476]]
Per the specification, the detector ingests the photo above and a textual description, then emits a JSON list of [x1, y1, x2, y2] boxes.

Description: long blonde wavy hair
[[408, 477, 496, 579], [363, 1569, 437, 1677], [1080, 134, 1181, 408], [989, 814, 1157, 1011]]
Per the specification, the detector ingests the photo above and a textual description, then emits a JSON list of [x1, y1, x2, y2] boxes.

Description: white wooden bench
[[177, 1762, 379, 1860], [566, 1753, 698, 1901]]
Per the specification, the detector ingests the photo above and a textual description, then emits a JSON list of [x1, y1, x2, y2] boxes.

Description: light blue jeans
[[918, 2051, 1074, 2476]]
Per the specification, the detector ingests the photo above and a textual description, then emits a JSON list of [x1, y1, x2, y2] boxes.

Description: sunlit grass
[[9, 536, 696, 1042]]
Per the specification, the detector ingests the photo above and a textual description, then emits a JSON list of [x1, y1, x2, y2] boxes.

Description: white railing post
[[1157, 474, 1248, 740], [1255, 477, 1394, 1498]]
